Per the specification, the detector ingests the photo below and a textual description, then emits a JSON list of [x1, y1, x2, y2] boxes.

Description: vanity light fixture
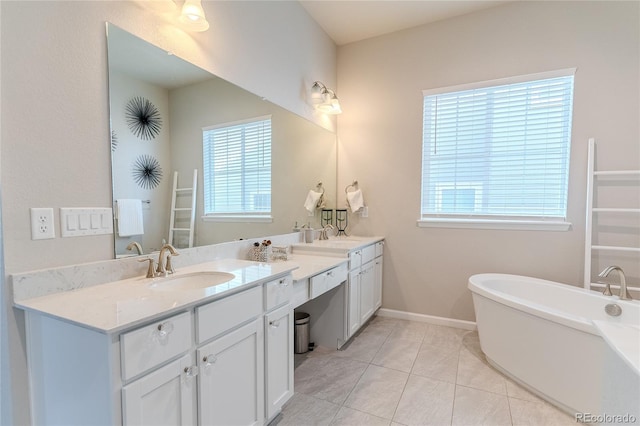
[[179, 0, 210, 32], [311, 81, 342, 114]]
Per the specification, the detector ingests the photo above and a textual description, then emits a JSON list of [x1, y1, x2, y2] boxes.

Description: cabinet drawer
[[349, 250, 362, 269], [291, 279, 309, 308], [375, 241, 384, 257], [196, 285, 263, 344], [310, 263, 348, 299], [121, 311, 192, 381], [264, 275, 293, 311], [362, 244, 376, 264]]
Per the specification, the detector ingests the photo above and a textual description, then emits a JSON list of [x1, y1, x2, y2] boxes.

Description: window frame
[[418, 69, 576, 231], [201, 115, 273, 223]]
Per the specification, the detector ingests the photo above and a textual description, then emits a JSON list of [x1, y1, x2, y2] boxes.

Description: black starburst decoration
[[111, 130, 118, 152], [125, 96, 162, 140], [132, 155, 163, 189]]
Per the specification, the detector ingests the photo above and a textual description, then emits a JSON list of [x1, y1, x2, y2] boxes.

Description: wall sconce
[[178, 0, 210, 32], [311, 81, 342, 114]]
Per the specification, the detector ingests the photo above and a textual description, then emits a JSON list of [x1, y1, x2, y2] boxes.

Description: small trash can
[[294, 312, 310, 354]]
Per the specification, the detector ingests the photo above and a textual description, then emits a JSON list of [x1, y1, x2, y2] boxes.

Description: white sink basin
[[149, 272, 235, 291]]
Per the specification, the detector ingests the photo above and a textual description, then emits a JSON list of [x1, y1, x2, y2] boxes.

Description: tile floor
[[271, 315, 576, 426]]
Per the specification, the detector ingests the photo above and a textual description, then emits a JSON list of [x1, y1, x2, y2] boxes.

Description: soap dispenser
[[304, 223, 315, 243]]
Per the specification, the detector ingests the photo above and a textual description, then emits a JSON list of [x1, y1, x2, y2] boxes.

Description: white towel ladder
[[584, 138, 640, 294], [168, 169, 197, 248]]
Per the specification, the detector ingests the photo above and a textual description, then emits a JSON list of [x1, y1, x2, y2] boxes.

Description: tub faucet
[[598, 265, 631, 300], [156, 244, 179, 276]]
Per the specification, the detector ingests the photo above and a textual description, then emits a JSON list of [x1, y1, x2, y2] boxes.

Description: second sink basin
[[149, 272, 235, 291]]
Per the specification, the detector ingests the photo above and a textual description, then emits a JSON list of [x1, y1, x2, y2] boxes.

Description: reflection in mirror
[[107, 24, 337, 258]]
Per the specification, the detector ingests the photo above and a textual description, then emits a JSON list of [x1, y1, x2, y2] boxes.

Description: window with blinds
[[420, 69, 575, 229], [202, 116, 272, 218]]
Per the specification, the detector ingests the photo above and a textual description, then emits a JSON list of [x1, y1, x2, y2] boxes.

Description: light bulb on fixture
[[179, 0, 210, 32], [310, 81, 342, 114]]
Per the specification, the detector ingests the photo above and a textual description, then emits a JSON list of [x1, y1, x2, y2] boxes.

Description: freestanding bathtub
[[469, 273, 639, 419]]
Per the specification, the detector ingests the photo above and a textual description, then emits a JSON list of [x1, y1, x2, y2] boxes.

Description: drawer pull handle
[[327, 271, 334, 277], [184, 366, 199, 377], [269, 320, 281, 328], [154, 321, 174, 340], [202, 354, 217, 367]]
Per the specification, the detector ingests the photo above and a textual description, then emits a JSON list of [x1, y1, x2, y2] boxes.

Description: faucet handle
[[165, 254, 176, 275], [138, 257, 157, 278]]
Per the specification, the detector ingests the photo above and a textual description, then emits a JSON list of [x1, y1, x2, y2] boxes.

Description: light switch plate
[[60, 208, 113, 237]]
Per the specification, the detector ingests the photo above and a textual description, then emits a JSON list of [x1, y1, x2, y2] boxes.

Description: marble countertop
[[291, 235, 384, 256], [15, 259, 298, 334], [288, 254, 348, 282]]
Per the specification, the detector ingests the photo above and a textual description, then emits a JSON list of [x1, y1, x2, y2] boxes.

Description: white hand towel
[[346, 189, 365, 213], [116, 199, 144, 237], [304, 190, 323, 212]]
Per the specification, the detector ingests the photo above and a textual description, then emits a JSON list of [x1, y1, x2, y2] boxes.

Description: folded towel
[[346, 189, 365, 213], [116, 199, 144, 237], [304, 190, 323, 212]]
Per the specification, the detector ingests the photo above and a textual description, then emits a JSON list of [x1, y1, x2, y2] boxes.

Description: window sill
[[417, 218, 572, 231], [202, 215, 273, 223]]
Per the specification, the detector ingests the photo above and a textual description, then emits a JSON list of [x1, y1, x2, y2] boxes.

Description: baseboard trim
[[376, 308, 476, 331]]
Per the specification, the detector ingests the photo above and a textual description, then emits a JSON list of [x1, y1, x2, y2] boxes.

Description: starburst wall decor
[[125, 96, 163, 140], [132, 154, 163, 189]]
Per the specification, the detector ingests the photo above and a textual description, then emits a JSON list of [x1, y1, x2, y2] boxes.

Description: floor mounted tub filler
[[469, 273, 639, 422]]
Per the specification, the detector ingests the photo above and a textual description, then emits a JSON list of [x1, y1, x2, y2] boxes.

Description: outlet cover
[[30, 208, 55, 240]]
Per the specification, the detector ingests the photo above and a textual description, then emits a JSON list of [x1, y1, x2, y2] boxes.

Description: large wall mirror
[[107, 24, 337, 258]]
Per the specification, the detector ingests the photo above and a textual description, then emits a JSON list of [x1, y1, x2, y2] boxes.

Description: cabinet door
[[122, 354, 197, 426], [347, 269, 361, 338], [265, 304, 294, 421], [359, 261, 376, 324], [198, 319, 264, 426], [374, 256, 383, 310]]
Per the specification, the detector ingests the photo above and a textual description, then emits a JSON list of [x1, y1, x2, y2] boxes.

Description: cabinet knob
[[183, 366, 199, 377], [327, 271, 334, 277], [202, 354, 217, 367], [154, 321, 174, 340], [279, 279, 289, 286], [269, 320, 281, 328]]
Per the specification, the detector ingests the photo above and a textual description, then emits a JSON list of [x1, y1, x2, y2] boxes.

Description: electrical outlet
[[360, 206, 369, 218], [30, 208, 55, 240]]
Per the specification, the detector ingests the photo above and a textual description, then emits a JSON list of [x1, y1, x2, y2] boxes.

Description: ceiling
[[299, 0, 510, 46]]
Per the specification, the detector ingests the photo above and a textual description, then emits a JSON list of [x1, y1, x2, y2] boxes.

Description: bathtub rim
[[468, 273, 637, 336]]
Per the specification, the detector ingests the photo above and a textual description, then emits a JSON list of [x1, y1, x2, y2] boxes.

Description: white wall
[[0, 2, 336, 424], [336, 1, 639, 321]]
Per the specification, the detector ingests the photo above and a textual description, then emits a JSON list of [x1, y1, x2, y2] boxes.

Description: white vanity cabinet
[[121, 311, 197, 425], [265, 304, 294, 420], [346, 241, 383, 339], [197, 319, 264, 426], [122, 353, 197, 425], [23, 271, 295, 426], [263, 275, 294, 422], [195, 285, 265, 426]]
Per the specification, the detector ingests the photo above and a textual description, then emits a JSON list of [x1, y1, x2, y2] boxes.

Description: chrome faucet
[[156, 244, 180, 276], [598, 265, 631, 300], [318, 224, 335, 240], [126, 241, 143, 255]]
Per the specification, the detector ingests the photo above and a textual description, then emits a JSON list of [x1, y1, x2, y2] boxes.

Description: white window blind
[[203, 116, 271, 217], [421, 69, 575, 227]]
